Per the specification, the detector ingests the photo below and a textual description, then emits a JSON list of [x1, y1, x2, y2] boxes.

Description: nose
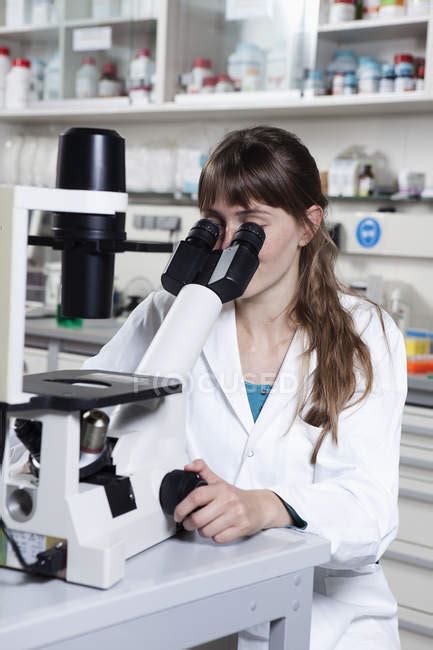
[[220, 224, 237, 250]]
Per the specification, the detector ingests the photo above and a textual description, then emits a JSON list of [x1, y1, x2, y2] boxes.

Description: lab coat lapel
[[202, 301, 254, 434], [247, 328, 310, 447]]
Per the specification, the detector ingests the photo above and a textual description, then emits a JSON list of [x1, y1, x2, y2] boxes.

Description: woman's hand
[[173, 458, 292, 544]]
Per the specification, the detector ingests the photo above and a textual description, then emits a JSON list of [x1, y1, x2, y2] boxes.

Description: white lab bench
[[0, 529, 330, 650]]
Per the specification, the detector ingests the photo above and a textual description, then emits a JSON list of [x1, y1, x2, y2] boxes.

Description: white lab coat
[[83, 288, 407, 650]]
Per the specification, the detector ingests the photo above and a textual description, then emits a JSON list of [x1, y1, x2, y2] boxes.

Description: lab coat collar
[[202, 300, 310, 438]]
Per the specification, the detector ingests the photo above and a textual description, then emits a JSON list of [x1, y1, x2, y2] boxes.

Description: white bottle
[[92, 0, 120, 19], [6, 58, 31, 108], [129, 48, 153, 86], [228, 43, 264, 92], [389, 288, 411, 332], [75, 57, 99, 99], [0, 47, 11, 108], [6, 0, 29, 26], [134, 0, 157, 18], [31, 0, 54, 25], [43, 52, 60, 101], [266, 43, 287, 91]]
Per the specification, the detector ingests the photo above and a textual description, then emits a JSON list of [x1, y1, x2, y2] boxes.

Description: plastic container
[[92, 0, 120, 19], [129, 84, 151, 104], [5, 0, 28, 26], [189, 57, 214, 93], [201, 76, 217, 93], [394, 53, 414, 76], [343, 71, 357, 93], [215, 74, 234, 92], [31, 0, 55, 25], [332, 72, 345, 95], [379, 0, 406, 17], [407, 355, 433, 374], [303, 70, 326, 98], [5, 58, 31, 109], [129, 48, 153, 87], [43, 52, 60, 100], [389, 288, 410, 332], [416, 61, 425, 90], [266, 43, 287, 90], [395, 62, 415, 92], [329, 0, 356, 23], [363, 0, 381, 19], [379, 63, 395, 92], [0, 47, 11, 108], [99, 62, 122, 97], [357, 57, 381, 93], [405, 330, 431, 356], [227, 43, 264, 92], [407, 0, 430, 15], [75, 57, 99, 98], [29, 57, 45, 102]]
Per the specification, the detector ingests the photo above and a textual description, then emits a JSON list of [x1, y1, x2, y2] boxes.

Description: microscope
[[0, 128, 264, 588]]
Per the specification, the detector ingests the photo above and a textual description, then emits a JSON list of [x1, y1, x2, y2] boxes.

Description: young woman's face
[[202, 199, 308, 299]]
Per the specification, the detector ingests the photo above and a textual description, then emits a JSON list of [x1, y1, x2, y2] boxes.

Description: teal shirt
[[244, 381, 308, 531]]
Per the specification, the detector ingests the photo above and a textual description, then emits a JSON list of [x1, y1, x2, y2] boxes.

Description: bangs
[[198, 140, 307, 217]]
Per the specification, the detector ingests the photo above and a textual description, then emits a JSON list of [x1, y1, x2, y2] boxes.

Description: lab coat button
[[292, 600, 300, 612], [247, 450, 254, 458]]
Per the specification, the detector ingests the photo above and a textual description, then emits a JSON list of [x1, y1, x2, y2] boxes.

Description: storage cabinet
[[0, 0, 433, 122], [383, 404, 433, 648]]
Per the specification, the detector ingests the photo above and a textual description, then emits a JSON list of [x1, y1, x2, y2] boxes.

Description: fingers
[[184, 458, 221, 485], [174, 484, 218, 523], [197, 512, 236, 540], [182, 498, 226, 532]]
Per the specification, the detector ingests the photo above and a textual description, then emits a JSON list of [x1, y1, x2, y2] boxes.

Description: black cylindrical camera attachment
[[56, 127, 125, 192], [54, 127, 126, 318]]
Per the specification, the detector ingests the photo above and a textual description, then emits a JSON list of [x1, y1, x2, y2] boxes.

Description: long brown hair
[[198, 125, 385, 464]]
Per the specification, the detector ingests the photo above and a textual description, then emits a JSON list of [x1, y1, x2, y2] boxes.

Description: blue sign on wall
[[356, 217, 381, 248]]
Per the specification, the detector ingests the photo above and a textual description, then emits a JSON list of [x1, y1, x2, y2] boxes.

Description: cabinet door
[[166, 0, 311, 102]]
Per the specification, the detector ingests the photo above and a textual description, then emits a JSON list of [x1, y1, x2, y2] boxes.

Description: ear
[[299, 205, 323, 246]]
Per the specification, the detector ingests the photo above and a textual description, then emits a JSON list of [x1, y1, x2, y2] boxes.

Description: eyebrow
[[203, 208, 270, 218]]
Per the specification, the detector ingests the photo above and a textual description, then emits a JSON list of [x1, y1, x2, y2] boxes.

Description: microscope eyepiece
[[230, 222, 265, 255], [186, 219, 220, 250]]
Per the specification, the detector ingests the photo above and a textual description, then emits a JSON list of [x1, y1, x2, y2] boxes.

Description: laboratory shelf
[[318, 15, 429, 42], [0, 91, 432, 124], [64, 16, 157, 29], [327, 195, 433, 203]]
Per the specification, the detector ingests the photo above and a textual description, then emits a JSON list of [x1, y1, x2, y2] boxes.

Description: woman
[[83, 126, 407, 650]]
